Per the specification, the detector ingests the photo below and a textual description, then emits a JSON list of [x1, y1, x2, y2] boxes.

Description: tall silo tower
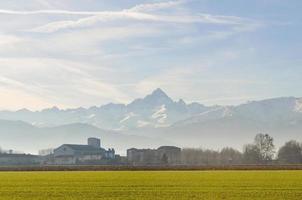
[[88, 137, 101, 149]]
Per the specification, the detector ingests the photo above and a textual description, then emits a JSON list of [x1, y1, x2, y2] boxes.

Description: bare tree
[[181, 147, 244, 166], [254, 133, 275, 163], [243, 144, 261, 164], [278, 140, 302, 164], [181, 148, 220, 166], [220, 147, 243, 165]]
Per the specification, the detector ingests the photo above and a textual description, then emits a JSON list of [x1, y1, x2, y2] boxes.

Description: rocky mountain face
[[175, 97, 302, 127], [0, 89, 302, 153], [0, 88, 212, 130], [1, 89, 301, 131]]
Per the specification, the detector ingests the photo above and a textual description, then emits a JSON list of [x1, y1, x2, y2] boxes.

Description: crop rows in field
[[1, 164, 302, 171], [0, 171, 302, 200]]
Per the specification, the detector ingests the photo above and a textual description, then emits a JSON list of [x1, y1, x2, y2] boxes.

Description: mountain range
[[0, 88, 302, 154], [0, 88, 212, 130]]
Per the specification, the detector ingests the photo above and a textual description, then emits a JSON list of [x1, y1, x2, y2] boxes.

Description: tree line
[[181, 133, 302, 165]]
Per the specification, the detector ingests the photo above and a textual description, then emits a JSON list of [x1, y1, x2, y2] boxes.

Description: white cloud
[[0, 24, 161, 60], [0, 34, 22, 46], [0, 87, 56, 111], [135, 66, 208, 98], [0, 9, 105, 15], [29, 12, 159, 33], [134, 58, 272, 106], [0, 1, 270, 110], [30, 12, 247, 33], [128, 0, 185, 12], [1, 0, 249, 33], [0, 0, 184, 15], [0, 57, 131, 110]]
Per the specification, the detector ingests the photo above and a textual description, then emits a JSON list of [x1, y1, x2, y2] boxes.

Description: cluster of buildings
[[127, 146, 181, 165], [0, 137, 181, 166], [48, 138, 116, 165], [0, 153, 41, 165]]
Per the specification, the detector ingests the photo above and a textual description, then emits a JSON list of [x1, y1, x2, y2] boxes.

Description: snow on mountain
[[172, 97, 302, 128], [1, 90, 302, 152], [86, 114, 96, 119], [0, 89, 301, 132], [137, 120, 152, 128], [152, 105, 167, 123], [0, 88, 213, 130], [173, 107, 225, 126], [234, 97, 298, 120], [120, 112, 137, 123]]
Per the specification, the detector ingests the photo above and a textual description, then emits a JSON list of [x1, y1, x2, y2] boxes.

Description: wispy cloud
[[0, 9, 111, 15], [29, 12, 158, 33], [0, 57, 131, 110], [0, 34, 22, 46], [128, 0, 185, 12], [0, 0, 285, 110], [30, 13, 246, 33], [0, 0, 249, 33], [0, 0, 184, 15]]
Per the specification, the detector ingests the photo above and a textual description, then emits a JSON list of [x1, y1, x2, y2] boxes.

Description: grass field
[[0, 171, 302, 200]]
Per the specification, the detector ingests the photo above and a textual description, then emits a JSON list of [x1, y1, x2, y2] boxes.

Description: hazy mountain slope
[[0, 88, 213, 130], [1, 90, 302, 153], [176, 119, 300, 148], [123, 97, 302, 150], [0, 120, 172, 155], [126, 116, 302, 151]]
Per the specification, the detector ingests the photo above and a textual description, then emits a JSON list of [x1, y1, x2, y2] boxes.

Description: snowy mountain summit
[[0, 89, 301, 131]]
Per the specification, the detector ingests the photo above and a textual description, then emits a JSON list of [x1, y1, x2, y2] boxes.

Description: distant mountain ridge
[[175, 97, 302, 127], [0, 120, 171, 154], [0, 89, 302, 154], [0, 89, 301, 131], [0, 88, 213, 130]]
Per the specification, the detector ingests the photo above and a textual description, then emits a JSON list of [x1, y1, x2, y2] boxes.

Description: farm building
[[52, 137, 115, 165], [0, 153, 41, 165], [127, 146, 181, 166]]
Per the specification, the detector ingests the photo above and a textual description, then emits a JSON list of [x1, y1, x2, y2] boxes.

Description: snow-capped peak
[[127, 88, 173, 109], [144, 88, 173, 105], [151, 88, 168, 97]]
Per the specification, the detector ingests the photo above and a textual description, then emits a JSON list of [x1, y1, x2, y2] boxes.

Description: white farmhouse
[[53, 137, 115, 165]]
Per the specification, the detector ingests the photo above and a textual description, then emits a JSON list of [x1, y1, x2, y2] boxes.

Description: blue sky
[[0, 0, 301, 110]]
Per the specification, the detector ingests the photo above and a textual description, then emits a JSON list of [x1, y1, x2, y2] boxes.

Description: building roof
[[157, 146, 181, 150], [128, 146, 181, 152], [0, 153, 38, 158], [63, 144, 103, 152]]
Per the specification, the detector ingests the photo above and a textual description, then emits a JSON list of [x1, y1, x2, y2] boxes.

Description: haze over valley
[[0, 0, 301, 155], [1, 88, 302, 154]]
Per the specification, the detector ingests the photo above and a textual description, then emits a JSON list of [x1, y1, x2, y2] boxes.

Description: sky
[[0, 0, 301, 110]]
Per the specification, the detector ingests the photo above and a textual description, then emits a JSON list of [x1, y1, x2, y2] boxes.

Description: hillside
[[0, 89, 302, 153]]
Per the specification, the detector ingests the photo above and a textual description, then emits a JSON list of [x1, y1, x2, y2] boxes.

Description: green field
[[0, 171, 302, 200]]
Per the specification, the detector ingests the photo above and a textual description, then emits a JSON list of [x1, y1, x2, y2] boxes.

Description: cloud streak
[[0, 57, 131, 110], [0, 0, 279, 110], [0, 9, 114, 15], [30, 12, 246, 33], [0, 0, 251, 33], [128, 0, 185, 12], [0, 0, 185, 15]]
